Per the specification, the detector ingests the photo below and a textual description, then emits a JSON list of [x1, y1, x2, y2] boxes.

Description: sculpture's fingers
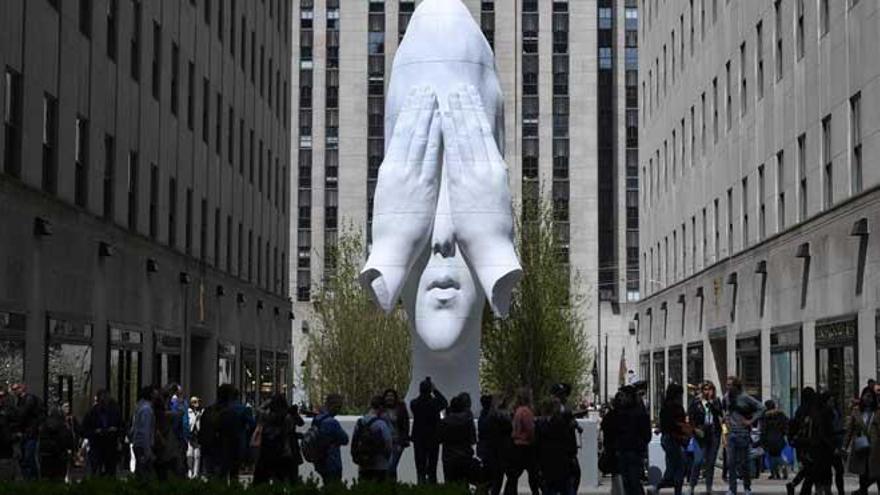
[[387, 86, 423, 161], [467, 85, 503, 163], [440, 109, 463, 183], [422, 108, 443, 184], [461, 87, 488, 165], [406, 88, 436, 168], [449, 90, 474, 168]]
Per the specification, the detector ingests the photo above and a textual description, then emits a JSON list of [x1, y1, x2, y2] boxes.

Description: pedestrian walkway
[[580, 475, 862, 494]]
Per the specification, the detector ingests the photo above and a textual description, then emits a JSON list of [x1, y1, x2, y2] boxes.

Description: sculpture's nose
[[431, 178, 456, 259]]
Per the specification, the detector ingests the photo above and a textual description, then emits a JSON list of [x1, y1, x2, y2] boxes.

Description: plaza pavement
[[579, 475, 862, 495]]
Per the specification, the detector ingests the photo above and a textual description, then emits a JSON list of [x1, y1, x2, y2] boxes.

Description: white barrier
[[298, 416, 601, 490]]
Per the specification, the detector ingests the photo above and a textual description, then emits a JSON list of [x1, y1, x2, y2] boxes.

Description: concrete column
[[802, 320, 816, 388], [761, 324, 772, 401], [858, 306, 877, 386]]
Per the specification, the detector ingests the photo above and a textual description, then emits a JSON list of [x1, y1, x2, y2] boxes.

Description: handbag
[[250, 423, 263, 449], [853, 414, 873, 454]]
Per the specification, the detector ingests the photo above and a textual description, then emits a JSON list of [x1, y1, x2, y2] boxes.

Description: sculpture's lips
[[427, 275, 460, 291]]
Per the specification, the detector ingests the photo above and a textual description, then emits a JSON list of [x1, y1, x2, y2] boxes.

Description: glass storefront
[[260, 350, 276, 403], [46, 317, 93, 419], [668, 346, 683, 386], [0, 311, 26, 388], [639, 352, 650, 410], [653, 350, 665, 418], [276, 352, 290, 399], [771, 326, 801, 417], [241, 346, 257, 406], [109, 326, 142, 420], [218, 341, 236, 387], [816, 318, 858, 416], [686, 343, 704, 402], [736, 334, 762, 400], [154, 331, 182, 387]]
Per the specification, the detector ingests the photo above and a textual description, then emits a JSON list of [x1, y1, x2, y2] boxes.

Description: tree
[[304, 228, 411, 413], [481, 196, 591, 402]]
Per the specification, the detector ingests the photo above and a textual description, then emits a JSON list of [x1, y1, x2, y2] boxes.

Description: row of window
[[624, 3, 641, 302], [323, 4, 342, 280], [296, 1, 317, 302], [643, 92, 862, 295]]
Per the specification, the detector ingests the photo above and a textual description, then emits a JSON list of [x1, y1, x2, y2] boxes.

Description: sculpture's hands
[[441, 85, 522, 317], [360, 86, 443, 312]]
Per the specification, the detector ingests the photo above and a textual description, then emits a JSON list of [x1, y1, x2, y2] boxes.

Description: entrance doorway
[[109, 326, 142, 420], [686, 343, 705, 402], [771, 326, 801, 417], [816, 318, 858, 416], [708, 328, 727, 389], [736, 334, 762, 400], [154, 332, 182, 387], [218, 341, 236, 387], [653, 350, 665, 418]]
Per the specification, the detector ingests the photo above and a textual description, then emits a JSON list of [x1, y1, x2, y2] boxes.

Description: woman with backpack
[[657, 383, 690, 495], [439, 393, 478, 485], [761, 400, 789, 480], [845, 386, 880, 495]]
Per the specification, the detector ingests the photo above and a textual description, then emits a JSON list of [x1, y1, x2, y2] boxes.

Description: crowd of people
[[0, 378, 585, 494], [599, 376, 880, 495]]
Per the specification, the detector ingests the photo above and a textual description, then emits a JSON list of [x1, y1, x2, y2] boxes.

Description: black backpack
[[199, 403, 236, 452], [351, 417, 387, 466]]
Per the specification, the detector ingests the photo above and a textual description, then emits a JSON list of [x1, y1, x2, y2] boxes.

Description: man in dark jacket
[[478, 394, 512, 495], [536, 398, 578, 495], [439, 393, 477, 485], [687, 381, 723, 494], [82, 389, 123, 477], [11, 383, 43, 480], [614, 385, 652, 495], [410, 377, 448, 484]]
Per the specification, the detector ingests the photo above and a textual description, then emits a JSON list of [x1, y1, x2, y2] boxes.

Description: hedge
[[0, 479, 471, 495]]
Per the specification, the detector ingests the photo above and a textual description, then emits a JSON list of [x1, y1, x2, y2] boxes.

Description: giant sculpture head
[[387, 0, 503, 351], [361, 0, 521, 401]]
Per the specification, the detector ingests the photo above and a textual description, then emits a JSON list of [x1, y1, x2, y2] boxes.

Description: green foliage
[[0, 479, 470, 495], [481, 195, 591, 402], [305, 227, 411, 414]]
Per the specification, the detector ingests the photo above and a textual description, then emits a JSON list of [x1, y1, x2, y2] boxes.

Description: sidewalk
[[579, 476, 861, 494]]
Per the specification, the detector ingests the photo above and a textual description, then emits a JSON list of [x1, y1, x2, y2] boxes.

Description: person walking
[[131, 385, 158, 479], [439, 393, 478, 485], [845, 387, 880, 495], [722, 376, 765, 495], [801, 391, 836, 495], [762, 400, 789, 480], [786, 387, 817, 495], [309, 393, 350, 485], [285, 403, 306, 484], [82, 389, 123, 477], [198, 384, 254, 482], [658, 383, 690, 495], [382, 388, 410, 481], [11, 383, 43, 480], [687, 380, 723, 494], [0, 386, 17, 481], [536, 397, 578, 495], [38, 406, 75, 481], [503, 387, 540, 495], [613, 385, 652, 495], [165, 384, 190, 476], [153, 387, 184, 480], [352, 395, 393, 483], [478, 394, 512, 495], [827, 395, 846, 495], [253, 394, 295, 484], [186, 396, 203, 479], [410, 377, 448, 484]]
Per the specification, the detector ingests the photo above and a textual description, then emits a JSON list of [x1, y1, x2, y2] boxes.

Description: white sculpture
[[359, 0, 522, 404]]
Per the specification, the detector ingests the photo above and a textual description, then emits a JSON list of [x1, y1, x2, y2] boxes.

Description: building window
[[822, 115, 832, 208], [796, 0, 805, 60], [185, 189, 193, 255], [151, 21, 161, 100], [777, 151, 785, 230], [758, 164, 766, 240], [107, 0, 118, 60], [3, 68, 23, 178], [170, 43, 179, 115], [798, 133, 807, 221], [851, 92, 862, 194], [742, 177, 749, 248], [727, 188, 733, 256], [725, 61, 732, 131], [187, 62, 195, 130], [215, 93, 222, 155], [41, 93, 58, 195], [774, 0, 783, 82], [756, 21, 764, 99], [712, 78, 718, 143], [168, 178, 177, 247], [202, 78, 210, 144], [820, 0, 830, 36], [103, 134, 115, 219], [200, 198, 208, 261], [79, 0, 92, 38], [127, 151, 138, 231], [130, 0, 141, 81], [740, 42, 747, 115], [75, 116, 90, 207], [148, 164, 158, 239]]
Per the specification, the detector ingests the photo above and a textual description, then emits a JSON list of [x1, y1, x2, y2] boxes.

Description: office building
[[0, 0, 292, 419], [635, 0, 880, 417]]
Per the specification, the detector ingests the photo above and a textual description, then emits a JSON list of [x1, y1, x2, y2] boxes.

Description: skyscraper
[[636, 0, 880, 418], [0, 0, 292, 416], [291, 0, 640, 400]]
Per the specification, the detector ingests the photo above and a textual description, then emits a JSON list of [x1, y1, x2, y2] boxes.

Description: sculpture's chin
[[415, 319, 465, 351]]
